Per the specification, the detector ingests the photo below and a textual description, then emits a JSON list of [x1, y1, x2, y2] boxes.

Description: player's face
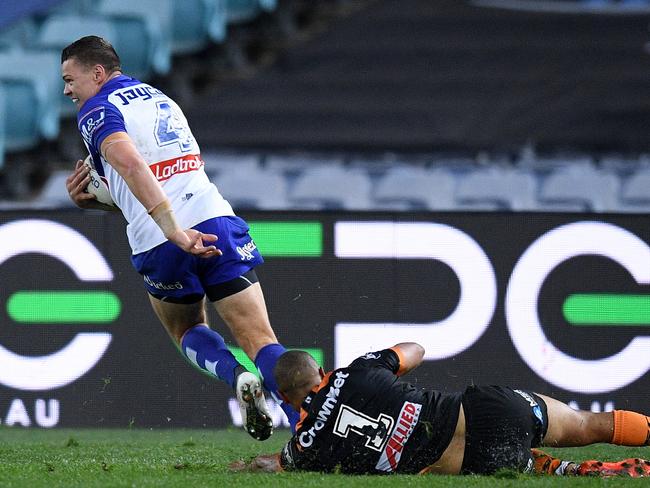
[[61, 58, 102, 110]]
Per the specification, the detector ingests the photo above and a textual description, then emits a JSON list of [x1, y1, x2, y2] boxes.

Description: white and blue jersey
[[77, 75, 234, 254], [77, 75, 262, 299]]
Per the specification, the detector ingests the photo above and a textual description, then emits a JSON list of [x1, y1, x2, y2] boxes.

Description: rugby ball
[[83, 155, 115, 207]]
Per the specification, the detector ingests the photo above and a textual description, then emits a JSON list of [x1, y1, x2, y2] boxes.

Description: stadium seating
[[171, 0, 227, 54], [517, 154, 596, 174], [45, 0, 94, 15], [455, 167, 539, 211], [373, 166, 456, 211], [34, 14, 118, 116], [226, 0, 277, 24], [288, 165, 373, 210], [0, 80, 40, 152], [0, 85, 6, 167], [202, 151, 262, 180], [0, 17, 38, 50], [0, 50, 62, 151], [619, 167, 650, 212], [95, 0, 172, 79], [538, 164, 621, 212], [28, 145, 650, 214], [266, 154, 346, 179], [212, 167, 290, 210], [1, 0, 648, 217]]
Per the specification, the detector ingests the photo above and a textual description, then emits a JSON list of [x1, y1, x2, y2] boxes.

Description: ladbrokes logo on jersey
[[149, 154, 204, 182]]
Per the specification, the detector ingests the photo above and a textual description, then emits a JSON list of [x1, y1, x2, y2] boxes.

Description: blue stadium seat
[[95, 0, 172, 79], [45, 0, 94, 14], [0, 50, 61, 151], [172, 0, 227, 54], [619, 167, 650, 212], [214, 167, 290, 210], [226, 0, 277, 24], [373, 166, 456, 211], [455, 167, 539, 211], [289, 166, 373, 210], [0, 84, 6, 167], [538, 164, 621, 212], [0, 17, 38, 50], [266, 154, 345, 178], [0, 79, 43, 152], [35, 14, 118, 116], [202, 151, 262, 177]]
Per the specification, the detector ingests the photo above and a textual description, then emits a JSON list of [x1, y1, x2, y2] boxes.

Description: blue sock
[[255, 343, 301, 432], [181, 325, 242, 389]]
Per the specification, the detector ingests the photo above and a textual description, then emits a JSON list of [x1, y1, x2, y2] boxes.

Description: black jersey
[[280, 348, 462, 474]]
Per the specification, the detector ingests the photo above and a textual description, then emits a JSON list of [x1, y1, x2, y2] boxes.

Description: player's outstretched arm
[[229, 454, 282, 473], [391, 342, 425, 376], [100, 131, 221, 258]]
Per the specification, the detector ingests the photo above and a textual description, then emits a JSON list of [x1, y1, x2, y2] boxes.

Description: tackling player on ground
[[62, 35, 299, 439], [232, 342, 650, 477]]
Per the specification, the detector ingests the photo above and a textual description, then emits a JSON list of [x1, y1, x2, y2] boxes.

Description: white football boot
[[236, 371, 273, 441]]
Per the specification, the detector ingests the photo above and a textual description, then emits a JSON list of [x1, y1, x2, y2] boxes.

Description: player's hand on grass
[[229, 454, 282, 473], [167, 228, 222, 258]]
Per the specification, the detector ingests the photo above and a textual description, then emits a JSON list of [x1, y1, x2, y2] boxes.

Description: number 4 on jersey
[[333, 404, 394, 451], [154, 101, 194, 152]]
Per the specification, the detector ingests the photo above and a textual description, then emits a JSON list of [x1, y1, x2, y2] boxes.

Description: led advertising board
[[0, 211, 647, 428]]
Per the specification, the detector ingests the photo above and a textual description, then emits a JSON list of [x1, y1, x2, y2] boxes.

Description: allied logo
[[376, 401, 422, 472]]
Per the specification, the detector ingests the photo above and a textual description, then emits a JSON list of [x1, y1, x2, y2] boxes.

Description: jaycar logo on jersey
[[149, 154, 203, 182], [298, 371, 349, 448], [376, 401, 422, 472], [79, 106, 106, 145]]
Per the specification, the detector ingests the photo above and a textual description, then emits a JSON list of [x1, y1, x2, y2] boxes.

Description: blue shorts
[[131, 216, 264, 301]]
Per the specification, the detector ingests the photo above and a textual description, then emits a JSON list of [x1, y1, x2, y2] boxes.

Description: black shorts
[[460, 385, 548, 475]]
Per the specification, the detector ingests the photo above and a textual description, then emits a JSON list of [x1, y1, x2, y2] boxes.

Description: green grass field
[[0, 428, 648, 487]]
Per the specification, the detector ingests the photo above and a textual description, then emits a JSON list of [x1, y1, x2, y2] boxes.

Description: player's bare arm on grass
[[101, 131, 221, 258], [66, 158, 118, 211], [229, 454, 282, 473], [392, 342, 425, 375]]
